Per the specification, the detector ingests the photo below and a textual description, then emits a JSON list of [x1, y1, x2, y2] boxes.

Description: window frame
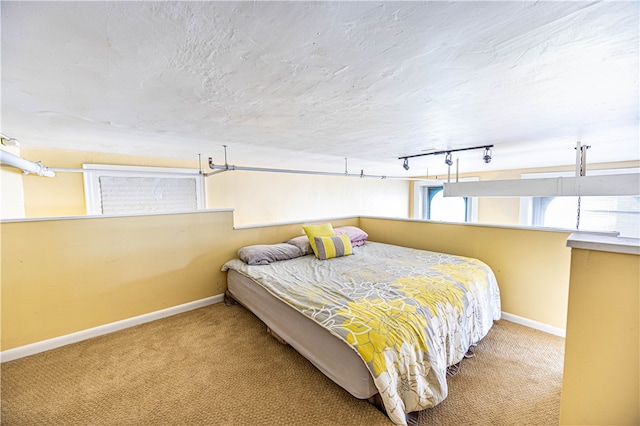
[[82, 164, 206, 216], [425, 186, 470, 221], [413, 177, 479, 222]]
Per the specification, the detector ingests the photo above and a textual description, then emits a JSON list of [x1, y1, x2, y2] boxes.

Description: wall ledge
[[567, 233, 640, 255], [0, 208, 235, 224], [361, 215, 619, 236]]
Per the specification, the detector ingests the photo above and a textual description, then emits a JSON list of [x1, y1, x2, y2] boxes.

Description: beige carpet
[[1, 303, 565, 425]]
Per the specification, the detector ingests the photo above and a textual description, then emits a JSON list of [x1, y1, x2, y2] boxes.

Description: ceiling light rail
[[398, 144, 493, 170]]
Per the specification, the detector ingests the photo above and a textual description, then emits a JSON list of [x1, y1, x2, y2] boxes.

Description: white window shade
[[99, 176, 198, 214], [83, 164, 205, 215]]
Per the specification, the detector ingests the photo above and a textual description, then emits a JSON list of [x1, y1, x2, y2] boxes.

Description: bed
[[221, 227, 501, 426]]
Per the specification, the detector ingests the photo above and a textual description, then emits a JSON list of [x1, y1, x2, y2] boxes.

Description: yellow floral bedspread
[[222, 242, 501, 425]]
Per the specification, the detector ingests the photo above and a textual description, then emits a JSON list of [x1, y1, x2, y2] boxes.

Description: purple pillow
[[285, 235, 313, 256], [238, 243, 303, 265]]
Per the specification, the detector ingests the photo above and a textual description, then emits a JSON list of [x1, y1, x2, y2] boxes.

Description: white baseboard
[[501, 311, 566, 338], [1, 295, 224, 363], [1, 300, 562, 363]]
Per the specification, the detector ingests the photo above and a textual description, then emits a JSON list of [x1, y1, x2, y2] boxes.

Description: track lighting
[[398, 144, 494, 170], [444, 152, 453, 166], [483, 147, 492, 164]]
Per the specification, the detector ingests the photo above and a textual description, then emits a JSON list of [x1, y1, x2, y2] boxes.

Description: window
[[83, 164, 205, 215], [521, 168, 640, 238], [424, 186, 469, 221], [414, 179, 478, 222], [530, 195, 640, 238]]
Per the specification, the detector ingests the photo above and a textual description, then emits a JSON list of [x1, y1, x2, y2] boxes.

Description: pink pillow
[[334, 226, 368, 245], [351, 239, 367, 247]]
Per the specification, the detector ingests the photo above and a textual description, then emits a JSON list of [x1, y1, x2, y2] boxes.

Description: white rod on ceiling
[[44, 162, 420, 180], [48, 167, 203, 176], [0, 149, 56, 177], [206, 161, 425, 181]]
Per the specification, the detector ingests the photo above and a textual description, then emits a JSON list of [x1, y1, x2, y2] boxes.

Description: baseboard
[[0, 295, 224, 363], [501, 311, 566, 338], [1, 300, 562, 363]]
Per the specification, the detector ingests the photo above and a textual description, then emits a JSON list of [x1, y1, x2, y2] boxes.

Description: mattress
[[227, 268, 378, 399]]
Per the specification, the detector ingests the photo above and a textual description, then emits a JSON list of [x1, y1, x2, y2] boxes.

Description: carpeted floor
[[1, 303, 565, 425]]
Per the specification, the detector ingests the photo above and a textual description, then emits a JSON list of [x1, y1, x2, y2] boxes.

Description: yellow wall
[[4, 150, 637, 354], [16, 149, 637, 227], [560, 247, 639, 425], [5, 150, 638, 419], [0, 211, 358, 351], [206, 169, 410, 226], [361, 217, 572, 329], [17, 149, 411, 224], [2, 212, 574, 351], [3, 200, 637, 423]]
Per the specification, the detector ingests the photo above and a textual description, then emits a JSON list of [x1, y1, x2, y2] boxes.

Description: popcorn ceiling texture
[[1, 1, 638, 175]]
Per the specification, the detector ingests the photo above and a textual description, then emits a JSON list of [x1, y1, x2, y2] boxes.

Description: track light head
[[444, 152, 453, 166], [482, 146, 491, 164], [483, 147, 492, 164], [402, 158, 410, 170]]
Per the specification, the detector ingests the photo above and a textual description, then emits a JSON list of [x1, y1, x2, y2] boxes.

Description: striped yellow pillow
[[313, 234, 353, 260], [303, 223, 336, 257]]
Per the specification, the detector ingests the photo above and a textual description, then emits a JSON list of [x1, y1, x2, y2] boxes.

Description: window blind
[[98, 176, 198, 214]]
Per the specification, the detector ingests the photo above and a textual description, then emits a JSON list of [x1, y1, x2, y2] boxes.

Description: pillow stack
[[302, 223, 337, 257], [236, 224, 369, 264], [302, 223, 369, 260]]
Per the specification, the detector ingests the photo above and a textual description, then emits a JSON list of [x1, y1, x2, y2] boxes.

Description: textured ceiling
[[1, 1, 638, 176]]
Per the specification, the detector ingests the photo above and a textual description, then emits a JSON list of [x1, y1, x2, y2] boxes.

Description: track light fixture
[[444, 152, 453, 166], [398, 144, 494, 170], [483, 147, 492, 164]]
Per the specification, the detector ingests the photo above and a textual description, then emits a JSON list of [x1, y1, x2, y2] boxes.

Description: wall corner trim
[[0, 295, 224, 363]]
